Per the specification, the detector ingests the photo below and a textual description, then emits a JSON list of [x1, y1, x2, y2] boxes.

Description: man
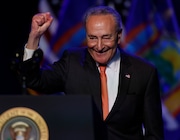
[[17, 6, 164, 140]]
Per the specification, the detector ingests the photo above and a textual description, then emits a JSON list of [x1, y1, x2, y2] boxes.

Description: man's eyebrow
[[101, 34, 113, 38], [87, 35, 97, 39], [102, 34, 112, 36]]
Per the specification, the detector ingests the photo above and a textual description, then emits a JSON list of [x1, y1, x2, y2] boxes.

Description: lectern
[[0, 95, 104, 140]]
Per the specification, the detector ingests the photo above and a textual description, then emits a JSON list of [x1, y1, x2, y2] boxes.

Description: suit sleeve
[[143, 67, 164, 140]]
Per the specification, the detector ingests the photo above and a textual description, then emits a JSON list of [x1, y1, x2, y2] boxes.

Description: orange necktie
[[99, 65, 109, 120]]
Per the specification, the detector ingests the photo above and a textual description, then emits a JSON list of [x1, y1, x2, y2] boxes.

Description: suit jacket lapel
[[107, 49, 133, 120], [84, 50, 103, 114]]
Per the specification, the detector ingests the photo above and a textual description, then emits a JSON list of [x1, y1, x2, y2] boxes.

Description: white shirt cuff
[[23, 44, 36, 61]]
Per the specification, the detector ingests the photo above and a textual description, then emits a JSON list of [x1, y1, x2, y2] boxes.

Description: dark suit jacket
[[19, 47, 164, 140]]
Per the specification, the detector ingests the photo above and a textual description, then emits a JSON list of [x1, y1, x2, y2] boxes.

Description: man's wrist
[[23, 44, 36, 61]]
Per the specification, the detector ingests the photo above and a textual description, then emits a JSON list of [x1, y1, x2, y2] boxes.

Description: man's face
[[86, 14, 122, 65]]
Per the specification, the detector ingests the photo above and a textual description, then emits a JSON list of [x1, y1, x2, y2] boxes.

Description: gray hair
[[83, 6, 122, 32]]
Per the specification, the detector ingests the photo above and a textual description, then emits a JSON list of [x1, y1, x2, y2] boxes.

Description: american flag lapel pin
[[125, 74, 130, 79]]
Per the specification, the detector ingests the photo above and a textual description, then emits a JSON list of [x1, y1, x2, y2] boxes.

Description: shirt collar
[[107, 49, 120, 71], [97, 48, 120, 71]]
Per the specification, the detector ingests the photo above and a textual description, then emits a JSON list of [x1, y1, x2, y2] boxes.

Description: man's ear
[[117, 29, 122, 43]]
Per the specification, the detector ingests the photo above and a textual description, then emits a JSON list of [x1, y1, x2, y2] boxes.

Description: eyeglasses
[[87, 32, 118, 44]]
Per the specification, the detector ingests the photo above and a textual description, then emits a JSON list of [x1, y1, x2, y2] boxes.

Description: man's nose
[[97, 38, 103, 50]]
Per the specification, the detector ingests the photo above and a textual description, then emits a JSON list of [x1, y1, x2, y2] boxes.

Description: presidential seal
[[0, 107, 49, 140]]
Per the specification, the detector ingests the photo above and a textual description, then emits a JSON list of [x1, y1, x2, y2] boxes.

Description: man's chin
[[95, 58, 108, 65]]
